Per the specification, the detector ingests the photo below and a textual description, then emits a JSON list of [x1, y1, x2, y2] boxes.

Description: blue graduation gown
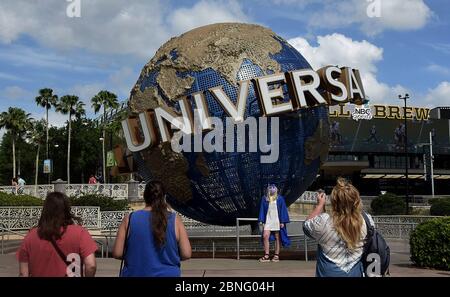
[[258, 195, 291, 247]]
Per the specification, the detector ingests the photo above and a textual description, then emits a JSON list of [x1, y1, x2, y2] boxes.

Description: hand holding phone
[[317, 189, 326, 211]]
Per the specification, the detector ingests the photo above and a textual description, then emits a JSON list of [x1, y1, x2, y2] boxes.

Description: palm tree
[[56, 95, 86, 184], [91, 90, 119, 183], [27, 119, 46, 192], [35, 88, 58, 161], [0, 107, 32, 178]]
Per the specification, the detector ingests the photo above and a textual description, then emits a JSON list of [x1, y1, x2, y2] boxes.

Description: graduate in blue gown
[[258, 184, 290, 262]]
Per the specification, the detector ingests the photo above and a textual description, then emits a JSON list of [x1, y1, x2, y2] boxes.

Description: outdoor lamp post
[[398, 93, 410, 214]]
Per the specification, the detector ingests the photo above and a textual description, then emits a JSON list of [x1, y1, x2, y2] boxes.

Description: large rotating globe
[[128, 23, 329, 225]]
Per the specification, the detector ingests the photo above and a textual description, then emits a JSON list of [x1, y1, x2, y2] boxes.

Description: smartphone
[[317, 189, 326, 212]]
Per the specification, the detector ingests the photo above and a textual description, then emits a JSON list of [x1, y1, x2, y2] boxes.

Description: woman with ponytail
[[303, 178, 375, 277], [113, 181, 191, 277]]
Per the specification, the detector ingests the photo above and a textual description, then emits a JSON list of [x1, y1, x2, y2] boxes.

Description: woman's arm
[[306, 193, 326, 220], [176, 214, 192, 261], [83, 253, 97, 277], [112, 214, 129, 259], [19, 262, 29, 277]]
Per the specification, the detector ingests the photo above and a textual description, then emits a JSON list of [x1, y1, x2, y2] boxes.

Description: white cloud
[[0, 0, 250, 58], [4, 86, 32, 100], [288, 33, 407, 104], [30, 110, 68, 129], [69, 83, 105, 105], [169, 0, 249, 34], [281, 0, 432, 36], [289, 33, 383, 73], [108, 66, 137, 99], [425, 82, 450, 107], [426, 64, 450, 76], [0, 71, 26, 82]]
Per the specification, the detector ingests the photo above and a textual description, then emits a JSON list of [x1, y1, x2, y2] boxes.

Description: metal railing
[[1, 223, 107, 258], [0, 223, 26, 254], [0, 185, 54, 199], [235, 218, 310, 261], [372, 215, 441, 239], [65, 184, 128, 200]]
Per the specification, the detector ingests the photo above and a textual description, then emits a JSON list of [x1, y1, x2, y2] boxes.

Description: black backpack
[[361, 212, 390, 276]]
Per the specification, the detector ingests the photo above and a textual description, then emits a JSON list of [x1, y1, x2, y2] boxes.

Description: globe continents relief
[[129, 23, 329, 225]]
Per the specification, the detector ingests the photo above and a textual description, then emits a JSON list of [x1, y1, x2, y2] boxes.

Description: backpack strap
[[362, 212, 374, 237], [49, 238, 84, 277], [119, 212, 133, 276]]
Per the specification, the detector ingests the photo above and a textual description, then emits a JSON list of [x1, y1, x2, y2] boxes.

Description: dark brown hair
[[37, 192, 81, 241], [143, 181, 168, 247]]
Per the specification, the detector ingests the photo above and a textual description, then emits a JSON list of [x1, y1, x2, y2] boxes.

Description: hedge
[[0, 192, 129, 211], [410, 217, 450, 271], [69, 194, 130, 211], [429, 198, 450, 216], [0, 191, 43, 206], [370, 192, 407, 215]]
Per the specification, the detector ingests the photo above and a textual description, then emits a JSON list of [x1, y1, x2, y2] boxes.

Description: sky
[[0, 0, 449, 132]]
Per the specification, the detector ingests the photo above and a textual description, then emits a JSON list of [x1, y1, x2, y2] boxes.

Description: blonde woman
[[258, 184, 290, 262], [303, 178, 375, 277]]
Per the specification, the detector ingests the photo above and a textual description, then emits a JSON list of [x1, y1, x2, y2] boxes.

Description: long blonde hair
[[330, 177, 364, 249]]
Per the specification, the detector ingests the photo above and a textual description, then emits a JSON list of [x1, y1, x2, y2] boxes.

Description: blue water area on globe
[[134, 37, 329, 225]]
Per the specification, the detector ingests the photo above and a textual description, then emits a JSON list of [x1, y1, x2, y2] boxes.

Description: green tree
[[0, 107, 32, 178], [91, 90, 119, 183], [56, 95, 86, 184], [26, 120, 46, 191], [35, 88, 58, 162]]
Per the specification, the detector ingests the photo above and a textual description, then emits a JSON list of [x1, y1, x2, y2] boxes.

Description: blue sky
[[0, 0, 449, 129]]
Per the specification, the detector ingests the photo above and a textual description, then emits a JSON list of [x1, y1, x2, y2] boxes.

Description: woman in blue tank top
[[113, 181, 192, 277]]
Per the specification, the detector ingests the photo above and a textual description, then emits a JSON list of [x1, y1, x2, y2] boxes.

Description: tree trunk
[[46, 106, 49, 184], [12, 136, 16, 178], [103, 107, 106, 184], [35, 144, 40, 196], [67, 112, 72, 184], [46, 106, 49, 159]]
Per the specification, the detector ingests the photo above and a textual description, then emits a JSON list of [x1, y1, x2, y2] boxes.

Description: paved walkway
[[1, 239, 448, 277]]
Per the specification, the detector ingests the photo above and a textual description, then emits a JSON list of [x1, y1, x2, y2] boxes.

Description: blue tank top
[[120, 210, 181, 277]]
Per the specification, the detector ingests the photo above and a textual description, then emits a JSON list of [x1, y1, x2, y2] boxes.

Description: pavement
[[0, 239, 448, 277]]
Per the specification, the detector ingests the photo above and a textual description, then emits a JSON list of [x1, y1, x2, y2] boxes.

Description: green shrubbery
[[429, 198, 450, 216], [410, 217, 450, 271], [0, 192, 129, 211], [370, 192, 407, 215], [0, 191, 43, 206], [69, 194, 130, 211]]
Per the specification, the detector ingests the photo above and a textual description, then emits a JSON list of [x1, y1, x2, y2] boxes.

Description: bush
[[370, 193, 407, 215], [429, 198, 450, 216], [410, 217, 450, 271], [0, 191, 43, 206], [70, 194, 129, 211]]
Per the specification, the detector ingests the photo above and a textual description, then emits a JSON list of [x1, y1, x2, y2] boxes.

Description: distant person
[[11, 177, 18, 195], [366, 125, 379, 143], [303, 178, 375, 277], [113, 181, 191, 277], [394, 125, 401, 148], [258, 184, 290, 262], [399, 123, 406, 147], [17, 176, 25, 194], [16, 192, 97, 277], [88, 175, 97, 184]]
